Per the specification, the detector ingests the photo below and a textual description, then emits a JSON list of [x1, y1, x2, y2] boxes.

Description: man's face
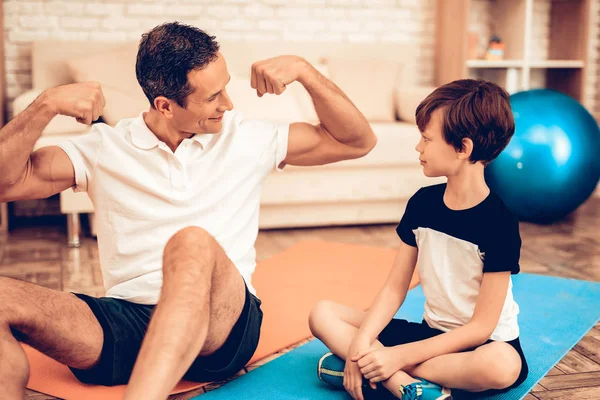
[[170, 52, 234, 135]]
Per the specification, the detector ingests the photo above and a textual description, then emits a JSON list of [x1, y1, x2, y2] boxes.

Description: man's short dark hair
[[136, 22, 220, 108], [415, 79, 515, 164]]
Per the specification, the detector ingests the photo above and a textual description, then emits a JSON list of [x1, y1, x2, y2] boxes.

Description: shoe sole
[[437, 388, 452, 400]]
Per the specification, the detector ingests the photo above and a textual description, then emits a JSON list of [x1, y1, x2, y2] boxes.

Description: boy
[[309, 79, 529, 400]]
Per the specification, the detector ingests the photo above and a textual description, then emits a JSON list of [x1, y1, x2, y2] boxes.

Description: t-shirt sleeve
[[56, 125, 103, 193], [482, 216, 521, 274], [395, 190, 422, 247], [238, 115, 290, 172]]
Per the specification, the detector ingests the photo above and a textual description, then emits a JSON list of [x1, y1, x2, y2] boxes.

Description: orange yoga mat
[[24, 240, 419, 399]]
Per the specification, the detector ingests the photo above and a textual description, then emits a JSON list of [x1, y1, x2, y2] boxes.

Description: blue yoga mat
[[198, 273, 600, 400]]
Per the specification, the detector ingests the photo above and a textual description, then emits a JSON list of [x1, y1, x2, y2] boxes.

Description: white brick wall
[[1, 0, 435, 118], [2, 0, 598, 119]]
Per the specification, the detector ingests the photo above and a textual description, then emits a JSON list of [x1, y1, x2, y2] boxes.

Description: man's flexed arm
[[250, 56, 377, 166], [0, 82, 105, 201]]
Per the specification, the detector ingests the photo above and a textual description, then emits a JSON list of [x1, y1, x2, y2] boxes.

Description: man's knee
[[162, 226, 227, 286], [167, 226, 216, 250], [164, 226, 218, 263]]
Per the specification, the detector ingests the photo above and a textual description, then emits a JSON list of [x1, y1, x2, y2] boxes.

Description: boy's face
[[415, 108, 463, 177]]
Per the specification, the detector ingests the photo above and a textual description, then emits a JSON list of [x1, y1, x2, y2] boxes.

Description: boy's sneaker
[[317, 353, 451, 400], [317, 352, 345, 389], [398, 379, 452, 400], [317, 352, 371, 391]]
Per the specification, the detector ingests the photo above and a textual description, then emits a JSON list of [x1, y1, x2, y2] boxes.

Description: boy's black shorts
[[379, 319, 528, 392], [69, 283, 263, 386]]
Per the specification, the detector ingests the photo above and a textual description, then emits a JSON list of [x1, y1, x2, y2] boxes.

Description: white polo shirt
[[58, 110, 289, 304]]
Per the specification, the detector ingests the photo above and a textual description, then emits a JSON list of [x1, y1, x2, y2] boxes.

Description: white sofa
[[14, 39, 443, 246]]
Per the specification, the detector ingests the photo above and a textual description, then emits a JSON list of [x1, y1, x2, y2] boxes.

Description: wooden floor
[[1, 198, 599, 399]]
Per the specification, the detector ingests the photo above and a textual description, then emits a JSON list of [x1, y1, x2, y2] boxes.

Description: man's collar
[[131, 112, 214, 150], [190, 132, 213, 149]]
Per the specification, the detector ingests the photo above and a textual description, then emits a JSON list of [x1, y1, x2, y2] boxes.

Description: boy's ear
[[457, 138, 474, 160]]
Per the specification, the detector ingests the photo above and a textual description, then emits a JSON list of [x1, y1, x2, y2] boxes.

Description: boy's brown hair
[[415, 79, 515, 164]]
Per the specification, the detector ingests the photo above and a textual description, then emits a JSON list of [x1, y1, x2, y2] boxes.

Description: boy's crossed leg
[[310, 300, 431, 399], [405, 341, 522, 392], [309, 300, 522, 398]]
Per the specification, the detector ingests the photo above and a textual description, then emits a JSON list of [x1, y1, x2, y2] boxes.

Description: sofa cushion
[[227, 75, 305, 123], [67, 43, 140, 92], [326, 58, 401, 122], [67, 43, 148, 125], [98, 87, 149, 126], [286, 63, 329, 123], [224, 62, 328, 124], [395, 85, 437, 124]]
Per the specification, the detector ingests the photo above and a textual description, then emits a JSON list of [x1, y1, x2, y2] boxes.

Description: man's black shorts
[[69, 283, 263, 386]]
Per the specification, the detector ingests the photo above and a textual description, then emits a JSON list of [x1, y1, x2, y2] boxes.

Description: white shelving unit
[[436, 0, 592, 105]]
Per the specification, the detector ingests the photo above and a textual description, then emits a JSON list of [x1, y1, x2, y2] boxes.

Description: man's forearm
[[397, 322, 491, 366], [297, 61, 376, 149], [0, 94, 56, 188]]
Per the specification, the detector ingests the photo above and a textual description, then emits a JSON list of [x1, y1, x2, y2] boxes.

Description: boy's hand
[[353, 346, 412, 383], [345, 336, 375, 400], [344, 358, 365, 400]]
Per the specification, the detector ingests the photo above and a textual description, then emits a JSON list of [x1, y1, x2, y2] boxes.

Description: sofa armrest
[[13, 89, 90, 136]]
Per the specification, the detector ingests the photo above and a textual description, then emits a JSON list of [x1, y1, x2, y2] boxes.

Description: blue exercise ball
[[485, 89, 600, 223]]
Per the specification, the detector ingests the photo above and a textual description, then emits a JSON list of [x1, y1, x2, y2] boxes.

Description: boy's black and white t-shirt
[[397, 183, 521, 341]]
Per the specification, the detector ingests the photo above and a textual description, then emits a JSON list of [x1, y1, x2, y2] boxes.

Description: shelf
[[466, 59, 584, 70], [529, 60, 585, 68], [435, 0, 591, 104], [466, 60, 524, 68]]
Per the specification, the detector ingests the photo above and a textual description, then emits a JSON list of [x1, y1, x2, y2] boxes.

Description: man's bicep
[[285, 122, 367, 166], [1, 146, 76, 202], [284, 122, 325, 165], [33, 145, 76, 181]]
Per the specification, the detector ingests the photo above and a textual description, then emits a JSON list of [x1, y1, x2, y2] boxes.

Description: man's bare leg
[[124, 226, 246, 400], [0, 278, 104, 399]]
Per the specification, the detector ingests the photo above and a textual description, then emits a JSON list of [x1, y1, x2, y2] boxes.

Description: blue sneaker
[[399, 379, 452, 400], [317, 352, 374, 390], [317, 352, 345, 389]]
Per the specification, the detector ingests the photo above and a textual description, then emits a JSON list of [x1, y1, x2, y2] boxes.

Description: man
[[0, 22, 376, 400]]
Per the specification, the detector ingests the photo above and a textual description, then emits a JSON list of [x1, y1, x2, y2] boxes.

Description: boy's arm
[[353, 240, 418, 347], [392, 271, 511, 366]]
